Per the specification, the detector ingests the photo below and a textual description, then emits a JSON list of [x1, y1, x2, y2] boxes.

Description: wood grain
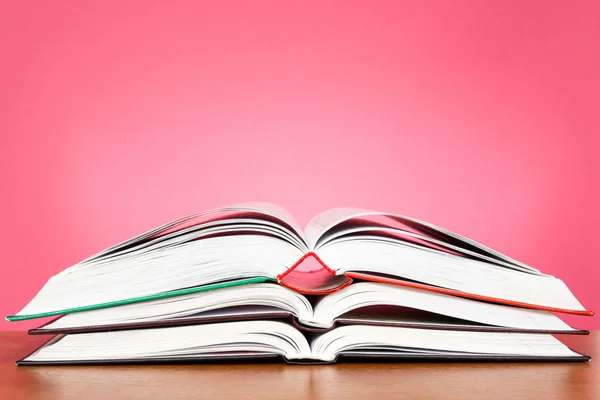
[[0, 331, 598, 400]]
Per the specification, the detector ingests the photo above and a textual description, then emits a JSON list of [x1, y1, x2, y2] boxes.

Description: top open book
[[8, 202, 592, 321]]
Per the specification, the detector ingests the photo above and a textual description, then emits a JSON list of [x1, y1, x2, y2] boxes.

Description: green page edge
[[5, 276, 276, 322]]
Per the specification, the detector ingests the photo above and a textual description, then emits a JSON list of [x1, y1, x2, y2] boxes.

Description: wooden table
[[0, 331, 598, 399]]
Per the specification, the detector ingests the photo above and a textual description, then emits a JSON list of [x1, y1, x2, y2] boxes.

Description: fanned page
[[305, 208, 591, 314], [9, 202, 306, 320], [305, 208, 368, 250], [84, 201, 307, 264], [6, 277, 275, 321], [305, 208, 535, 271], [7, 203, 593, 321], [233, 202, 305, 241]]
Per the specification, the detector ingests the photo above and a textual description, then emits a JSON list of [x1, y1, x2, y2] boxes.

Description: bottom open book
[[19, 320, 590, 365]]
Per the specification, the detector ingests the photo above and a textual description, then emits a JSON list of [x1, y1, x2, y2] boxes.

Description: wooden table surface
[[1, 331, 598, 400]]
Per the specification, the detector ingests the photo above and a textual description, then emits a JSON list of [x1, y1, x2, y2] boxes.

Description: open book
[[18, 321, 589, 365], [8, 202, 592, 321], [29, 282, 585, 335]]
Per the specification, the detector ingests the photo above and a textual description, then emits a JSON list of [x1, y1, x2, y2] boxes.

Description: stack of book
[[9, 203, 593, 364]]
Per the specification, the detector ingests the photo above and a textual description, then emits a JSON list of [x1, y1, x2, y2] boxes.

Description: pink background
[[1, 1, 598, 330]]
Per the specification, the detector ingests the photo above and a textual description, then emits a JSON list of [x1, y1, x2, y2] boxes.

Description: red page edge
[[346, 271, 595, 316]]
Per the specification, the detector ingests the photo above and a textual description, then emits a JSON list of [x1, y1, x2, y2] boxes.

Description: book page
[[82, 202, 306, 263], [305, 208, 372, 249], [233, 202, 304, 239], [306, 208, 536, 272], [312, 282, 573, 331]]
